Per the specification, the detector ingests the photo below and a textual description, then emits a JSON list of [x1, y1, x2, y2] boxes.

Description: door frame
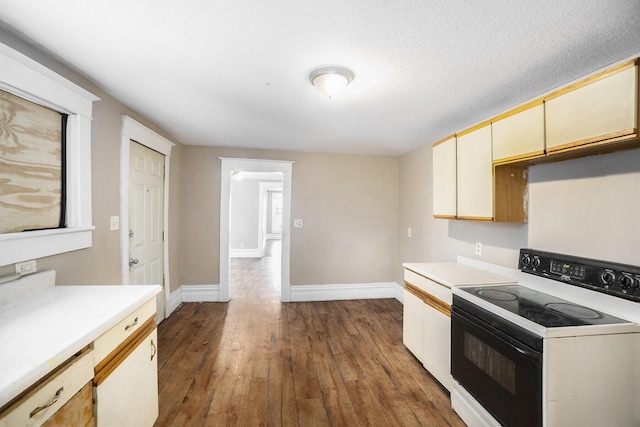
[[219, 158, 293, 302], [120, 116, 174, 319]]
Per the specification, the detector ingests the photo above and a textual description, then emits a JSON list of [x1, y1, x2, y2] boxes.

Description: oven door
[[451, 304, 542, 427]]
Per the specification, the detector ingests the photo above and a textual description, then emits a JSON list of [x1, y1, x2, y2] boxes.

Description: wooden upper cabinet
[[432, 136, 457, 218], [545, 62, 638, 153], [492, 101, 545, 163], [456, 124, 493, 220]]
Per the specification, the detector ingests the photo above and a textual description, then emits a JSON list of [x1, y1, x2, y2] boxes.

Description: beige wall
[[395, 139, 640, 284], [0, 29, 184, 290], [182, 146, 398, 286]]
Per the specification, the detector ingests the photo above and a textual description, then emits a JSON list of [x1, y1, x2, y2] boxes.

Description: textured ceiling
[[1, 1, 639, 155]]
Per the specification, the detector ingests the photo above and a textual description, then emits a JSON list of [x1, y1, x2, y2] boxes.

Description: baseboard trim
[[290, 282, 400, 302], [167, 287, 183, 316], [167, 281, 403, 318], [182, 284, 220, 302], [230, 248, 260, 258], [393, 282, 404, 303]]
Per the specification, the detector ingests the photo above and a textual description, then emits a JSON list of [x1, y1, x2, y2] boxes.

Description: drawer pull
[[30, 387, 63, 418], [125, 317, 139, 331], [151, 339, 157, 361]]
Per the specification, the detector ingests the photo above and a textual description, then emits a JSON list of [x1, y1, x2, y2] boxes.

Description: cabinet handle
[[125, 316, 139, 331], [151, 339, 157, 361], [30, 387, 63, 418]]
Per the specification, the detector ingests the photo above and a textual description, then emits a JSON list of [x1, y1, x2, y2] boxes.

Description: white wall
[[230, 178, 260, 252], [528, 148, 640, 265]]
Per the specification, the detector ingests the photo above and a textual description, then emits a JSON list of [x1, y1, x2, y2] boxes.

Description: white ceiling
[[1, 1, 639, 155]]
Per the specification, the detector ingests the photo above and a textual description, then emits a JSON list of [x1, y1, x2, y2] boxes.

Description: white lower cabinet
[[95, 328, 158, 427], [403, 269, 453, 391], [403, 288, 426, 364], [0, 350, 94, 427], [422, 304, 451, 391]]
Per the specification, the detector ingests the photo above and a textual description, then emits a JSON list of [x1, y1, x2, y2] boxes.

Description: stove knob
[[522, 254, 531, 266], [620, 274, 633, 289], [601, 271, 616, 286], [532, 257, 541, 268]]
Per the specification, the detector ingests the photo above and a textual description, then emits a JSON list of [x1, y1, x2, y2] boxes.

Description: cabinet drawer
[[404, 269, 452, 305], [0, 350, 94, 427], [93, 298, 156, 364]]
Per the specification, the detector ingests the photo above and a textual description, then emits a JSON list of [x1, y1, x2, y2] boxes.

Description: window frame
[[0, 42, 99, 266]]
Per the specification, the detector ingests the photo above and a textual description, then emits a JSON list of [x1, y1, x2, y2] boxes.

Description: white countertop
[[0, 285, 161, 408], [403, 262, 517, 288]]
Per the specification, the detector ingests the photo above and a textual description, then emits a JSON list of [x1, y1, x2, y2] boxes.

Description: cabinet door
[[403, 289, 425, 364], [96, 329, 158, 427], [423, 306, 451, 391], [457, 125, 493, 220], [492, 102, 545, 163], [432, 136, 457, 218], [546, 64, 638, 152]]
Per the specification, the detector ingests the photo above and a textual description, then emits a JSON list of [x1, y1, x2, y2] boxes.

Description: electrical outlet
[[407, 228, 412, 237], [110, 215, 120, 231], [475, 242, 482, 256], [294, 219, 303, 228], [15, 260, 37, 275]]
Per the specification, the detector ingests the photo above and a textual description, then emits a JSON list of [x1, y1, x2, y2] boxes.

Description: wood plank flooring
[[155, 241, 464, 426]]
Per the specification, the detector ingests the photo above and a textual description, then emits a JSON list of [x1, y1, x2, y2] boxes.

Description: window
[[0, 42, 99, 266], [0, 89, 67, 234]]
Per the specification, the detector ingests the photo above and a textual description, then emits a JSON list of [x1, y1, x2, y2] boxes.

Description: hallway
[[230, 239, 281, 301]]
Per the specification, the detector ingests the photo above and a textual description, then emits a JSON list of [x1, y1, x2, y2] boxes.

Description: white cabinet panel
[[546, 64, 637, 151], [423, 305, 451, 391], [403, 289, 425, 364], [432, 136, 457, 218], [492, 103, 545, 163], [457, 125, 493, 220], [96, 329, 158, 427]]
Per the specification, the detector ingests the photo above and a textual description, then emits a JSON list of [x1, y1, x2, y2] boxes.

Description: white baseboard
[[290, 282, 400, 302], [230, 248, 260, 258], [182, 284, 219, 302], [167, 287, 183, 316], [166, 281, 404, 319], [393, 282, 404, 303]]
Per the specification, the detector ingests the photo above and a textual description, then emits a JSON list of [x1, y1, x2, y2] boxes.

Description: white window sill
[[0, 227, 95, 266]]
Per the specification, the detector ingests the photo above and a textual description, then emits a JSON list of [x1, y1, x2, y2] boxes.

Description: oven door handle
[[452, 306, 542, 360]]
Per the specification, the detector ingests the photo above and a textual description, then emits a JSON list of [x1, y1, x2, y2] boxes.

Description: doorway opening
[[219, 158, 293, 302], [229, 174, 283, 300]]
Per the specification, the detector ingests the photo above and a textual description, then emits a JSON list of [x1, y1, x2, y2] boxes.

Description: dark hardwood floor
[[155, 240, 464, 426]]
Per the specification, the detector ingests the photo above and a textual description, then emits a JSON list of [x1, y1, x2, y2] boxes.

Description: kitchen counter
[[0, 284, 161, 408], [403, 262, 516, 288]]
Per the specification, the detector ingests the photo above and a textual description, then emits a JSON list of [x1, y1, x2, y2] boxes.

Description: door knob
[[129, 258, 139, 266], [129, 229, 134, 237]]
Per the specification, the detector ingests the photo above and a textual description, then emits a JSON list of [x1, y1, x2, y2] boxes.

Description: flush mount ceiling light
[[309, 66, 354, 98]]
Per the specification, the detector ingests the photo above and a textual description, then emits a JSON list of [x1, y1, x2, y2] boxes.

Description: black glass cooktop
[[460, 284, 630, 328]]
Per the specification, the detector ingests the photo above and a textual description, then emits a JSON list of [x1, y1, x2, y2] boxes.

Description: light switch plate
[[110, 215, 120, 231]]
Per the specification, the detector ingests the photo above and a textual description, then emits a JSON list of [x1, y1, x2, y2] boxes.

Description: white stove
[[450, 249, 640, 427]]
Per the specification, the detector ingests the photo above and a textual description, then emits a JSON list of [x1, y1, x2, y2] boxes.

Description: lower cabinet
[[403, 269, 453, 391], [0, 349, 94, 427], [403, 288, 426, 364], [422, 303, 451, 391], [94, 325, 158, 427]]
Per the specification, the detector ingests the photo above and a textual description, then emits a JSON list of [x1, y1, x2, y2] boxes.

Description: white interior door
[[129, 141, 165, 321]]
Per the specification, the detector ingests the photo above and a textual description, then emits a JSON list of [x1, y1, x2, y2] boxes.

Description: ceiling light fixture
[[309, 66, 354, 98]]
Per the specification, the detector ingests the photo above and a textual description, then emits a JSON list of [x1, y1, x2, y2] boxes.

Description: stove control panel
[[518, 249, 640, 302]]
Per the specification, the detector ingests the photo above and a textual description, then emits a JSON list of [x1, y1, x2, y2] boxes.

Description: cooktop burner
[[460, 284, 630, 328]]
